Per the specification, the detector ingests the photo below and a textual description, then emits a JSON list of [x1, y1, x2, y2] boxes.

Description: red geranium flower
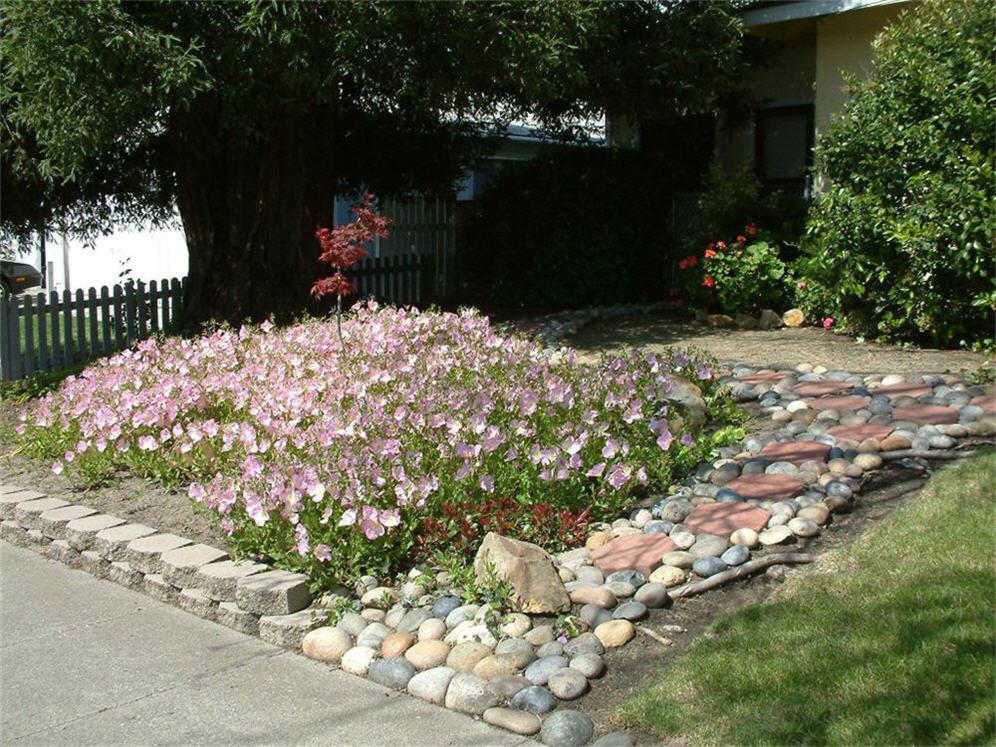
[[746, 224, 757, 236], [702, 276, 716, 288], [737, 235, 747, 243], [704, 249, 717, 259]]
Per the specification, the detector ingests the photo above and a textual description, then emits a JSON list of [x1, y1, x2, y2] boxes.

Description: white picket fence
[[0, 278, 185, 381]]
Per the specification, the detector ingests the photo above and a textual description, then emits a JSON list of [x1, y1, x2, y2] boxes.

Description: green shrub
[[677, 227, 793, 315], [459, 146, 675, 309], [682, 158, 810, 259], [801, 0, 995, 349]]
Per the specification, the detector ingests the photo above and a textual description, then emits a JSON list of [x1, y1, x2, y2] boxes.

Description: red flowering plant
[[677, 224, 792, 315], [311, 194, 393, 355]]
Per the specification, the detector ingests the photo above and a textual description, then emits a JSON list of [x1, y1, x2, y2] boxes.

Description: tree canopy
[[2, 0, 745, 324]]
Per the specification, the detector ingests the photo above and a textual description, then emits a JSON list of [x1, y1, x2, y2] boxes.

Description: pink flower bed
[[18, 304, 722, 586]]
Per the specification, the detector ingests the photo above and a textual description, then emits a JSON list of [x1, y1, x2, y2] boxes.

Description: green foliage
[[678, 231, 793, 314], [683, 159, 810, 257], [460, 146, 676, 309], [2, 1, 746, 324], [802, 0, 995, 349], [612, 451, 996, 745]]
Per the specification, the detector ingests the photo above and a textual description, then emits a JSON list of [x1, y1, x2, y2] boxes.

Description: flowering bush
[[678, 226, 792, 314], [16, 305, 733, 589]]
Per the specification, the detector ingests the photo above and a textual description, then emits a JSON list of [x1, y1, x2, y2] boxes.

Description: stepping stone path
[[1, 360, 992, 746]]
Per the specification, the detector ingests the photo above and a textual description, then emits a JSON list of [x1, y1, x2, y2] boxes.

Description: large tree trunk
[[172, 100, 335, 328]]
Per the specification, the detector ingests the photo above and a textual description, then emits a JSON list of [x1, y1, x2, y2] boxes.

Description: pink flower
[[797, 281, 807, 289], [52, 461, 64, 475], [313, 544, 332, 562], [823, 317, 835, 329]]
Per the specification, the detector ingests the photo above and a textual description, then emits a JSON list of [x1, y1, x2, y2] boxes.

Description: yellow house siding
[[813, 2, 911, 190]]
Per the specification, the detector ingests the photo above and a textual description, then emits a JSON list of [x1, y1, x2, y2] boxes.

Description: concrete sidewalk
[[0, 542, 529, 746]]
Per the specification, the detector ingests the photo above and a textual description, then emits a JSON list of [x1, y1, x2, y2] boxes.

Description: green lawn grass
[[611, 451, 996, 746]]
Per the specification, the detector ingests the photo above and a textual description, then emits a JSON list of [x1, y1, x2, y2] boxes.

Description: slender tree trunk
[[172, 100, 335, 328]]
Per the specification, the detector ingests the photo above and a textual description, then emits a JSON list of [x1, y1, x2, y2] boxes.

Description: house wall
[[716, 1, 911, 194], [716, 18, 816, 174], [813, 2, 909, 190]]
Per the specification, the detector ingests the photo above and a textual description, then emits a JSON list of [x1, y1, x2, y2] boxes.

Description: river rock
[[788, 517, 820, 537], [500, 612, 532, 638], [360, 586, 398, 610], [540, 710, 595, 747], [446, 641, 492, 672], [524, 655, 569, 685], [612, 601, 648, 621], [407, 665, 455, 705], [340, 646, 377, 676], [579, 602, 612, 628], [574, 565, 605, 585], [594, 619, 635, 648], [524, 624, 555, 646], [494, 636, 537, 669], [548, 668, 589, 700], [445, 672, 502, 715], [661, 550, 695, 569], [405, 639, 451, 670], [689, 533, 729, 557], [692, 556, 728, 577], [511, 685, 559, 714], [367, 657, 415, 690], [569, 586, 617, 609], [483, 707, 542, 736], [720, 543, 750, 566], [356, 622, 392, 649], [569, 652, 605, 679], [380, 631, 416, 658], [564, 632, 605, 658], [585, 531, 614, 551], [633, 581, 670, 608], [301, 626, 352, 664], [417, 617, 447, 641], [649, 565, 687, 587], [730, 528, 760, 548], [758, 526, 794, 546]]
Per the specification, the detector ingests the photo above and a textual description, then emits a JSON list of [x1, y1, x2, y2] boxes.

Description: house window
[[755, 104, 813, 196]]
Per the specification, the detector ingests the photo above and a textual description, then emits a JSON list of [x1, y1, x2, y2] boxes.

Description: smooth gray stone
[[579, 603, 612, 629], [367, 657, 415, 690], [564, 632, 605, 658], [396, 608, 433, 634], [721, 543, 750, 566], [612, 601, 648, 621], [537, 641, 565, 659], [692, 556, 728, 578], [642, 520, 673, 534], [524, 655, 569, 685], [432, 595, 461, 618], [510, 685, 558, 714], [606, 569, 645, 587], [633, 582, 670, 609], [540, 709, 594, 747], [569, 652, 605, 679]]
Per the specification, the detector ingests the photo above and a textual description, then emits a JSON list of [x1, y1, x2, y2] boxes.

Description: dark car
[[0, 260, 43, 295]]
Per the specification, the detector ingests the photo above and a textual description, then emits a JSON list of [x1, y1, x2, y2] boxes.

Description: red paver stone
[[891, 404, 959, 425], [826, 423, 894, 442], [759, 440, 832, 464], [740, 372, 790, 385], [792, 380, 851, 397], [970, 395, 996, 414], [870, 382, 933, 399], [804, 395, 869, 412], [722, 473, 806, 501], [590, 533, 678, 577], [683, 503, 772, 536]]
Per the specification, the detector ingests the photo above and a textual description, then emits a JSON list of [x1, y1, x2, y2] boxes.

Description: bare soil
[[1, 314, 991, 744], [569, 313, 991, 376]]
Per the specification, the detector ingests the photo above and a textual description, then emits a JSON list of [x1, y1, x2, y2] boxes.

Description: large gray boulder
[[474, 533, 570, 614]]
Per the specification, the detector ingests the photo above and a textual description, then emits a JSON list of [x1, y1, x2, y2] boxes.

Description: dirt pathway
[[569, 313, 991, 377]]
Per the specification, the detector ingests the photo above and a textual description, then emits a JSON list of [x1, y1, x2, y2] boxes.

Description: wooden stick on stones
[[668, 552, 816, 601]]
